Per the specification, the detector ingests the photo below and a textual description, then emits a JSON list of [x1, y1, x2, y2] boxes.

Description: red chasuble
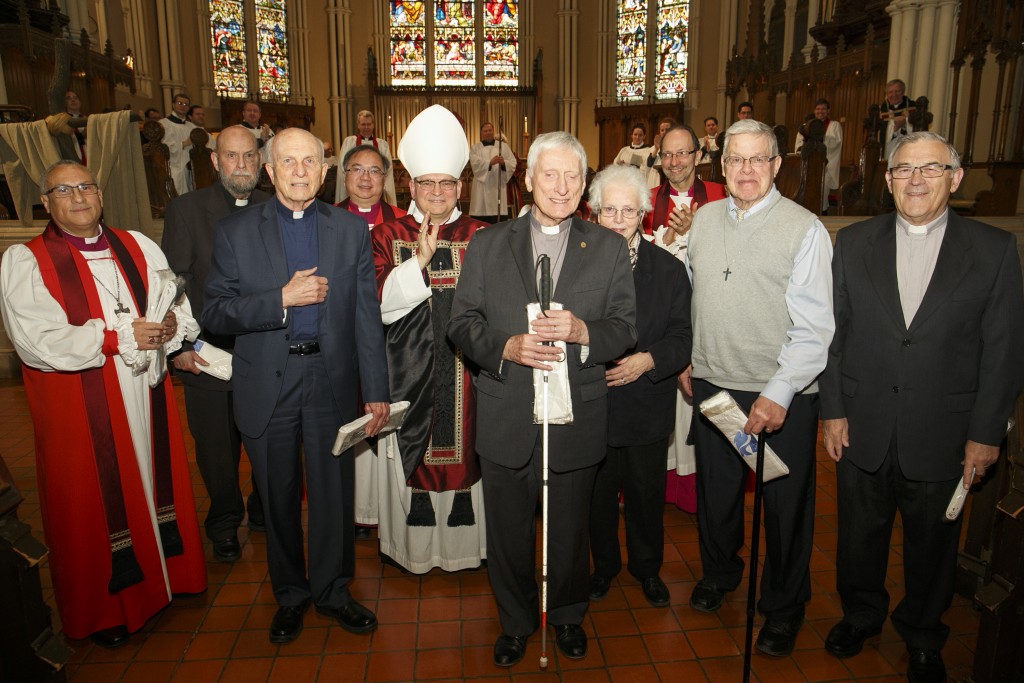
[[21, 226, 205, 639], [370, 214, 485, 491]]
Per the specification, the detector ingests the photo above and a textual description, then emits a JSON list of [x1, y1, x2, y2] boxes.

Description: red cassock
[[22, 227, 205, 639], [370, 214, 485, 491]]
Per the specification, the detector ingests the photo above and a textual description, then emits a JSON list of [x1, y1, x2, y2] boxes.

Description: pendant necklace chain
[[92, 257, 130, 315]]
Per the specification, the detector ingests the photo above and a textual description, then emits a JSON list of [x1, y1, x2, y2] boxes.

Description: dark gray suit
[[203, 198, 389, 608], [448, 215, 636, 635], [820, 209, 1023, 649], [162, 181, 269, 541]]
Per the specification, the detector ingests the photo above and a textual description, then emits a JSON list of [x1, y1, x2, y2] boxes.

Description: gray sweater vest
[[689, 192, 818, 393]]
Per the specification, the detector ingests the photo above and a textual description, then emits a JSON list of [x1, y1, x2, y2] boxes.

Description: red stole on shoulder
[[25, 222, 183, 594]]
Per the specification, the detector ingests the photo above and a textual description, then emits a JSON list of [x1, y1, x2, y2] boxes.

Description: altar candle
[[523, 116, 528, 135], [387, 114, 392, 134]]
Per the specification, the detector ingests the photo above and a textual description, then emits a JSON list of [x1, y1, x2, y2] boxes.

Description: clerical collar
[[360, 136, 375, 142], [529, 213, 571, 235], [167, 115, 186, 124], [235, 198, 249, 207], [629, 144, 647, 149], [241, 121, 257, 129], [896, 210, 947, 237], [275, 199, 314, 222], [408, 203, 461, 225], [58, 223, 108, 252], [481, 140, 495, 146]]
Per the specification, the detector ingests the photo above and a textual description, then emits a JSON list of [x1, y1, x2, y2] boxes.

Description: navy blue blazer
[[202, 197, 390, 438]]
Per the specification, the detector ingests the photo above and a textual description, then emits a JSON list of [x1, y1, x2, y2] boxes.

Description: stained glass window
[[391, 1, 428, 86], [655, 0, 687, 98], [482, 0, 518, 87], [615, 0, 689, 102], [255, 0, 290, 100], [210, 0, 248, 99], [388, 1, 520, 88], [616, 0, 648, 101], [434, 2, 475, 86]]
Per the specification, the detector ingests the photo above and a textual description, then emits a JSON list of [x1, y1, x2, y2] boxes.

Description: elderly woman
[[586, 165, 693, 607]]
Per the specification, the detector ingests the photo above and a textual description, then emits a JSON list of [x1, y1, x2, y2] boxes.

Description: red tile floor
[[0, 377, 979, 682]]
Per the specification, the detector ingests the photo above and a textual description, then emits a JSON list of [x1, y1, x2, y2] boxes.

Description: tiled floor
[[0, 376, 979, 682]]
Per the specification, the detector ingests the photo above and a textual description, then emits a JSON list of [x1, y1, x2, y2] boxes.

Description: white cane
[[539, 363, 550, 668], [537, 254, 552, 669]]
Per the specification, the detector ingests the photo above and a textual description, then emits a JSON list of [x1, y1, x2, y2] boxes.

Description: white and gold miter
[[397, 104, 469, 179]]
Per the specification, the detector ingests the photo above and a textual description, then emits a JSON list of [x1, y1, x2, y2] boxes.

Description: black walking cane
[[742, 431, 767, 683]]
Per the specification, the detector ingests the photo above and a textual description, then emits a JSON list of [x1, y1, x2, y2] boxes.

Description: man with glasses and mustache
[[0, 160, 207, 649], [369, 105, 488, 573], [162, 126, 271, 563], [683, 119, 834, 658], [820, 132, 1023, 683]]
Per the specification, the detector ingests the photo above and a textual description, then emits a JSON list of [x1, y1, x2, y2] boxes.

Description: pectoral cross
[[114, 302, 130, 315], [723, 267, 732, 281]]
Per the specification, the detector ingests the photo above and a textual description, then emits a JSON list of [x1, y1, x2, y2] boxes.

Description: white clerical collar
[[84, 225, 103, 244], [407, 203, 461, 225], [292, 210, 304, 219], [235, 198, 249, 207], [896, 210, 947, 237]]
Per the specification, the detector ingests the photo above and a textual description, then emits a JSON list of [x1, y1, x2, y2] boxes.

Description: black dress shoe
[[824, 620, 882, 658], [88, 625, 128, 649], [493, 634, 527, 666], [690, 579, 727, 613], [212, 535, 240, 563], [589, 574, 611, 600], [270, 602, 309, 643], [641, 576, 670, 607], [755, 614, 804, 657], [316, 600, 378, 634], [354, 525, 372, 540], [553, 623, 587, 659], [907, 648, 946, 683]]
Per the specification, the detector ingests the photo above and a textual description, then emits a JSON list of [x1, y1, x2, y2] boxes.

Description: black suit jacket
[[606, 237, 692, 447], [202, 198, 390, 438], [448, 215, 637, 472], [820, 210, 1023, 481], [162, 181, 270, 390]]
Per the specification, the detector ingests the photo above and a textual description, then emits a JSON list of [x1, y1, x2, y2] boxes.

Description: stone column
[[120, 0, 153, 97], [929, 0, 959, 137], [801, 0, 820, 63], [782, 0, 798, 70], [155, 0, 186, 109], [557, 0, 580, 137], [290, 0, 312, 105], [596, 0, 615, 107], [911, 0, 939, 103], [327, 0, 355, 148], [195, 2, 216, 108], [65, 0, 89, 44]]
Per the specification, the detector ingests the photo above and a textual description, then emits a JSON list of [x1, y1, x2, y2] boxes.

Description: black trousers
[[242, 354, 355, 609], [589, 437, 669, 581], [692, 379, 818, 620], [480, 437, 598, 637], [836, 439, 963, 650], [182, 383, 262, 541]]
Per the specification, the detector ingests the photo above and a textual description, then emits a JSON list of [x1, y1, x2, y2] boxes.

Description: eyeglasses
[[346, 165, 385, 178], [723, 155, 777, 168], [414, 178, 458, 192], [659, 149, 698, 161], [45, 183, 100, 198], [599, 206, 641, 220], [888, 163, 954, 179]]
